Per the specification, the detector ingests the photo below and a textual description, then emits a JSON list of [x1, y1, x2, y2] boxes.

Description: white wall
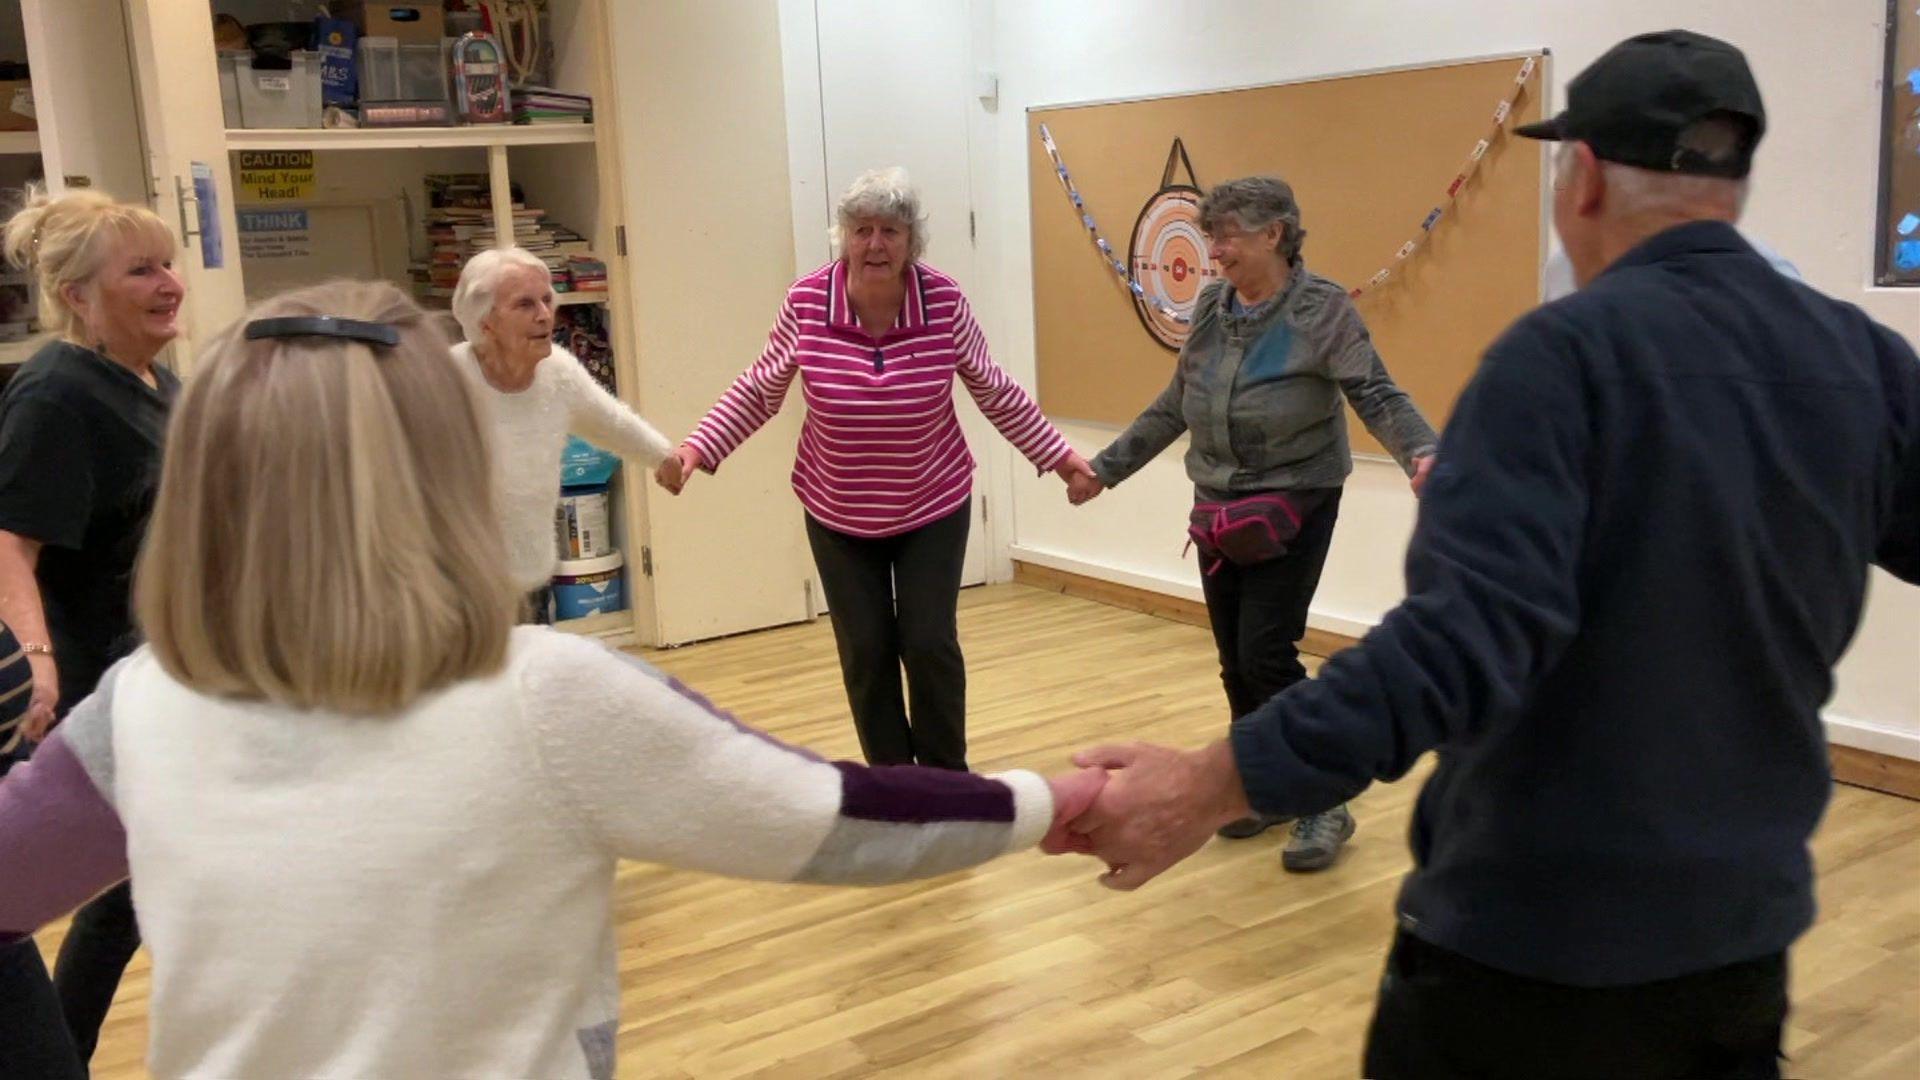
[[948, 1, 1918, 754]]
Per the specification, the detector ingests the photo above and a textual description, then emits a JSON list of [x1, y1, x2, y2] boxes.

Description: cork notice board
[[1029, 54, 1547, 452]]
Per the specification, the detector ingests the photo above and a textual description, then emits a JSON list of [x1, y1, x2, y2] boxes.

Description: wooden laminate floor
[[42, 584, 1920, 1078]]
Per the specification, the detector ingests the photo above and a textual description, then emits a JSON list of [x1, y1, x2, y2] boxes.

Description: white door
[[120, 0, 248, 373], [606, 0, 818, 645], [21, 0, 147, 202], [808, 0, 992, 586]]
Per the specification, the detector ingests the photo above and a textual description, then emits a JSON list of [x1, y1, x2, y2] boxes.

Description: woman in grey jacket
[[1080, 176, 1436, 872]]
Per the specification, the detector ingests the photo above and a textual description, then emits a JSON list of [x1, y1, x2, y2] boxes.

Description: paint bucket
[[551, 551, 625, 620], [554, 483, 613, 561]]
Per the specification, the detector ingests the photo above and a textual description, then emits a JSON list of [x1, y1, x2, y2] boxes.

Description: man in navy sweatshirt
[[1053, 30, 1920, 1078]]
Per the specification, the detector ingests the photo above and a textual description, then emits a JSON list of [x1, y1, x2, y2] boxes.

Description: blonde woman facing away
[[0, 280, 1104, 1080], [452, 247, 671, 621]]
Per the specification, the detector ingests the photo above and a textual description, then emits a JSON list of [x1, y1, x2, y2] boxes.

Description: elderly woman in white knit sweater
[[0, 280, 1103, 1080], [452, 247, 669, 620]]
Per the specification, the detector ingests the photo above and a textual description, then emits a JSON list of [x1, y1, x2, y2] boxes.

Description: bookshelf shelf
[[554, 610, 633, 640], [224, 124, 594, 152], [0, 337, 46, 365]]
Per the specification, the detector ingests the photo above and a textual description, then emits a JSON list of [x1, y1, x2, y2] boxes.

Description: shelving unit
[[0, 3, 42, 352], [552, 609, 627, 636], [224, 123, 594, 152], [0, 336, 43, 364], [189, 0, 649, 646]]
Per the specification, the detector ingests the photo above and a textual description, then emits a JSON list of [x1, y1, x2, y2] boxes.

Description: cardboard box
[[343, 2, 445, 47], [0, 79, 35, 132]]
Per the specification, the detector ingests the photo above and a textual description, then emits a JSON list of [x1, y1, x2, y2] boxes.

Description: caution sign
[[236, 150, 315, 202]]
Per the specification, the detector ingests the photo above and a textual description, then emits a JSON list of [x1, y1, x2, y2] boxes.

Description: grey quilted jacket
[[1091, 263, 1437, 499]]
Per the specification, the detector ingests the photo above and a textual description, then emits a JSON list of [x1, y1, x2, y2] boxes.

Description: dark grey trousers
[[805, 500, 971, 770]]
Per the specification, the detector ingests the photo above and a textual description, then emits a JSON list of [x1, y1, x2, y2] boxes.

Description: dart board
[[1127, 137, 1214, 351]]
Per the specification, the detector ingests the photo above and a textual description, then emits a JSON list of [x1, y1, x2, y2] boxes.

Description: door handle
[[173, 175, 201, 244]]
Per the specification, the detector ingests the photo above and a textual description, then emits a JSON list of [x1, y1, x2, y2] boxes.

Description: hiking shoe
[[1216, 813, 1288, 839], [1282, 805, 1355, 872]]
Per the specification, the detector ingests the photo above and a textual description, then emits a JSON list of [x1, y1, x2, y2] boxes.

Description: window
[[1878, 0, 1920, 284]]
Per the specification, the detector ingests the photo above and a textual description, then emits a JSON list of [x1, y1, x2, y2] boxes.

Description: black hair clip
[[244, 316, 399, 348]]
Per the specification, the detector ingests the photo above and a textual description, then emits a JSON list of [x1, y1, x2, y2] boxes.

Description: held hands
[[654, 444, 702, 496], [1041, 767, 1109, 854], [1410, 453, 1436, 498], [1041, 740, 1251, 891], [1055, 452, 1103, 506]]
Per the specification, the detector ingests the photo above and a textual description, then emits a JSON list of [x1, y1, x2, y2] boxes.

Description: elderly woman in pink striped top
[[657, 167, 1093, 771]]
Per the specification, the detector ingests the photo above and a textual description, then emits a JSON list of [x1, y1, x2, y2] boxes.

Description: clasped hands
[[1042, 739, 1250, 891], [1054, 452, 1103, 505], [653, 444, 701, 495]]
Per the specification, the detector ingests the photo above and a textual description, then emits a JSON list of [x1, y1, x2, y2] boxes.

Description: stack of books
[[513, 86, 591, 125], [415, 173, 595, 303], [564, 255, 608, 293]]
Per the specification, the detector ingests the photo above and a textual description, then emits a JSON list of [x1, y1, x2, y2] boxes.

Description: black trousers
[[1198, 487, 1343, 721], [0, 747, 85, 1080], [522, 585, 553, 626], [805, 500, 971, 770], [53, 881, 140, 1063], [1364, 930, 1789, 1079]]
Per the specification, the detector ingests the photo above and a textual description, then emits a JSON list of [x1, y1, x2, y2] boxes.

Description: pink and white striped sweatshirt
[[683, 261, 1072, 538]]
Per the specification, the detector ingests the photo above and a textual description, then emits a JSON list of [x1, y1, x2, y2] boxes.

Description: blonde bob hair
[[2, 187, 177, 342], [136, 280, 520, 714]]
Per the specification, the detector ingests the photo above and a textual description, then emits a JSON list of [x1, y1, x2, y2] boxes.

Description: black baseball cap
[[1517, 30, 1765, 178]]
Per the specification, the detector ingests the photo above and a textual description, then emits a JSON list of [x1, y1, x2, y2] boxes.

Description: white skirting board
[[1009, 544, 1920, 763]]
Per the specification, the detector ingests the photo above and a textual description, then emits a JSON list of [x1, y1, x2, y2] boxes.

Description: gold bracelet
[[18, 642, 51, 656]]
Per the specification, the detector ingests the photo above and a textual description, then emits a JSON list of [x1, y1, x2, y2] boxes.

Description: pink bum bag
[[1185, 490, 1329, 574]]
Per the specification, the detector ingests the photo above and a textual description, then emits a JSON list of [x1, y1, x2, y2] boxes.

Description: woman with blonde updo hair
[[0, 187, 184, 1070]]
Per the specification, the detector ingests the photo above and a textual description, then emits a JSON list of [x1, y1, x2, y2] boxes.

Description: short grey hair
[[1556, 136, 1750, 224], [832, 167, 928, 262], [1198, 176, 1308, 265], [451, 247, 552, 342], [1556, 115, 1753, 222]]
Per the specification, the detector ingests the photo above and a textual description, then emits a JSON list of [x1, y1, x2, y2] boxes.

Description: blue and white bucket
[[554, 482, 613, 561], [551, 551, 626, 620]]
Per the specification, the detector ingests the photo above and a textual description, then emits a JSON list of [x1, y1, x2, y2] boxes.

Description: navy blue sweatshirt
[[1230, 222, 1920, 987]]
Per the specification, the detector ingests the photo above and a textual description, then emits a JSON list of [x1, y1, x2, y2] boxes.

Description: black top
[[0, 341, 179, 711], [1230, 222, 1920, 986]]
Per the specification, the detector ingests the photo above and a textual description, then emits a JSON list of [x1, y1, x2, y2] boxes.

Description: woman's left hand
[[21, 651, 58, 742], [1411, 453, 1437, 497]]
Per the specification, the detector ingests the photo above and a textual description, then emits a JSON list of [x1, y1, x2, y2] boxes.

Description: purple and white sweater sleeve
[[521, 632, 1054, 883], [0, 664, 130, 943]]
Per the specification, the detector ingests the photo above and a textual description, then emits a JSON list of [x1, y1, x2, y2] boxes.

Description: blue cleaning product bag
[[559, 436, 620, 488], [314, 17, 358, 106]]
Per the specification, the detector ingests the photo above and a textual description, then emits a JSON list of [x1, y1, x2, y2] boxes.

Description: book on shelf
[[516, 86, 592, 105]]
